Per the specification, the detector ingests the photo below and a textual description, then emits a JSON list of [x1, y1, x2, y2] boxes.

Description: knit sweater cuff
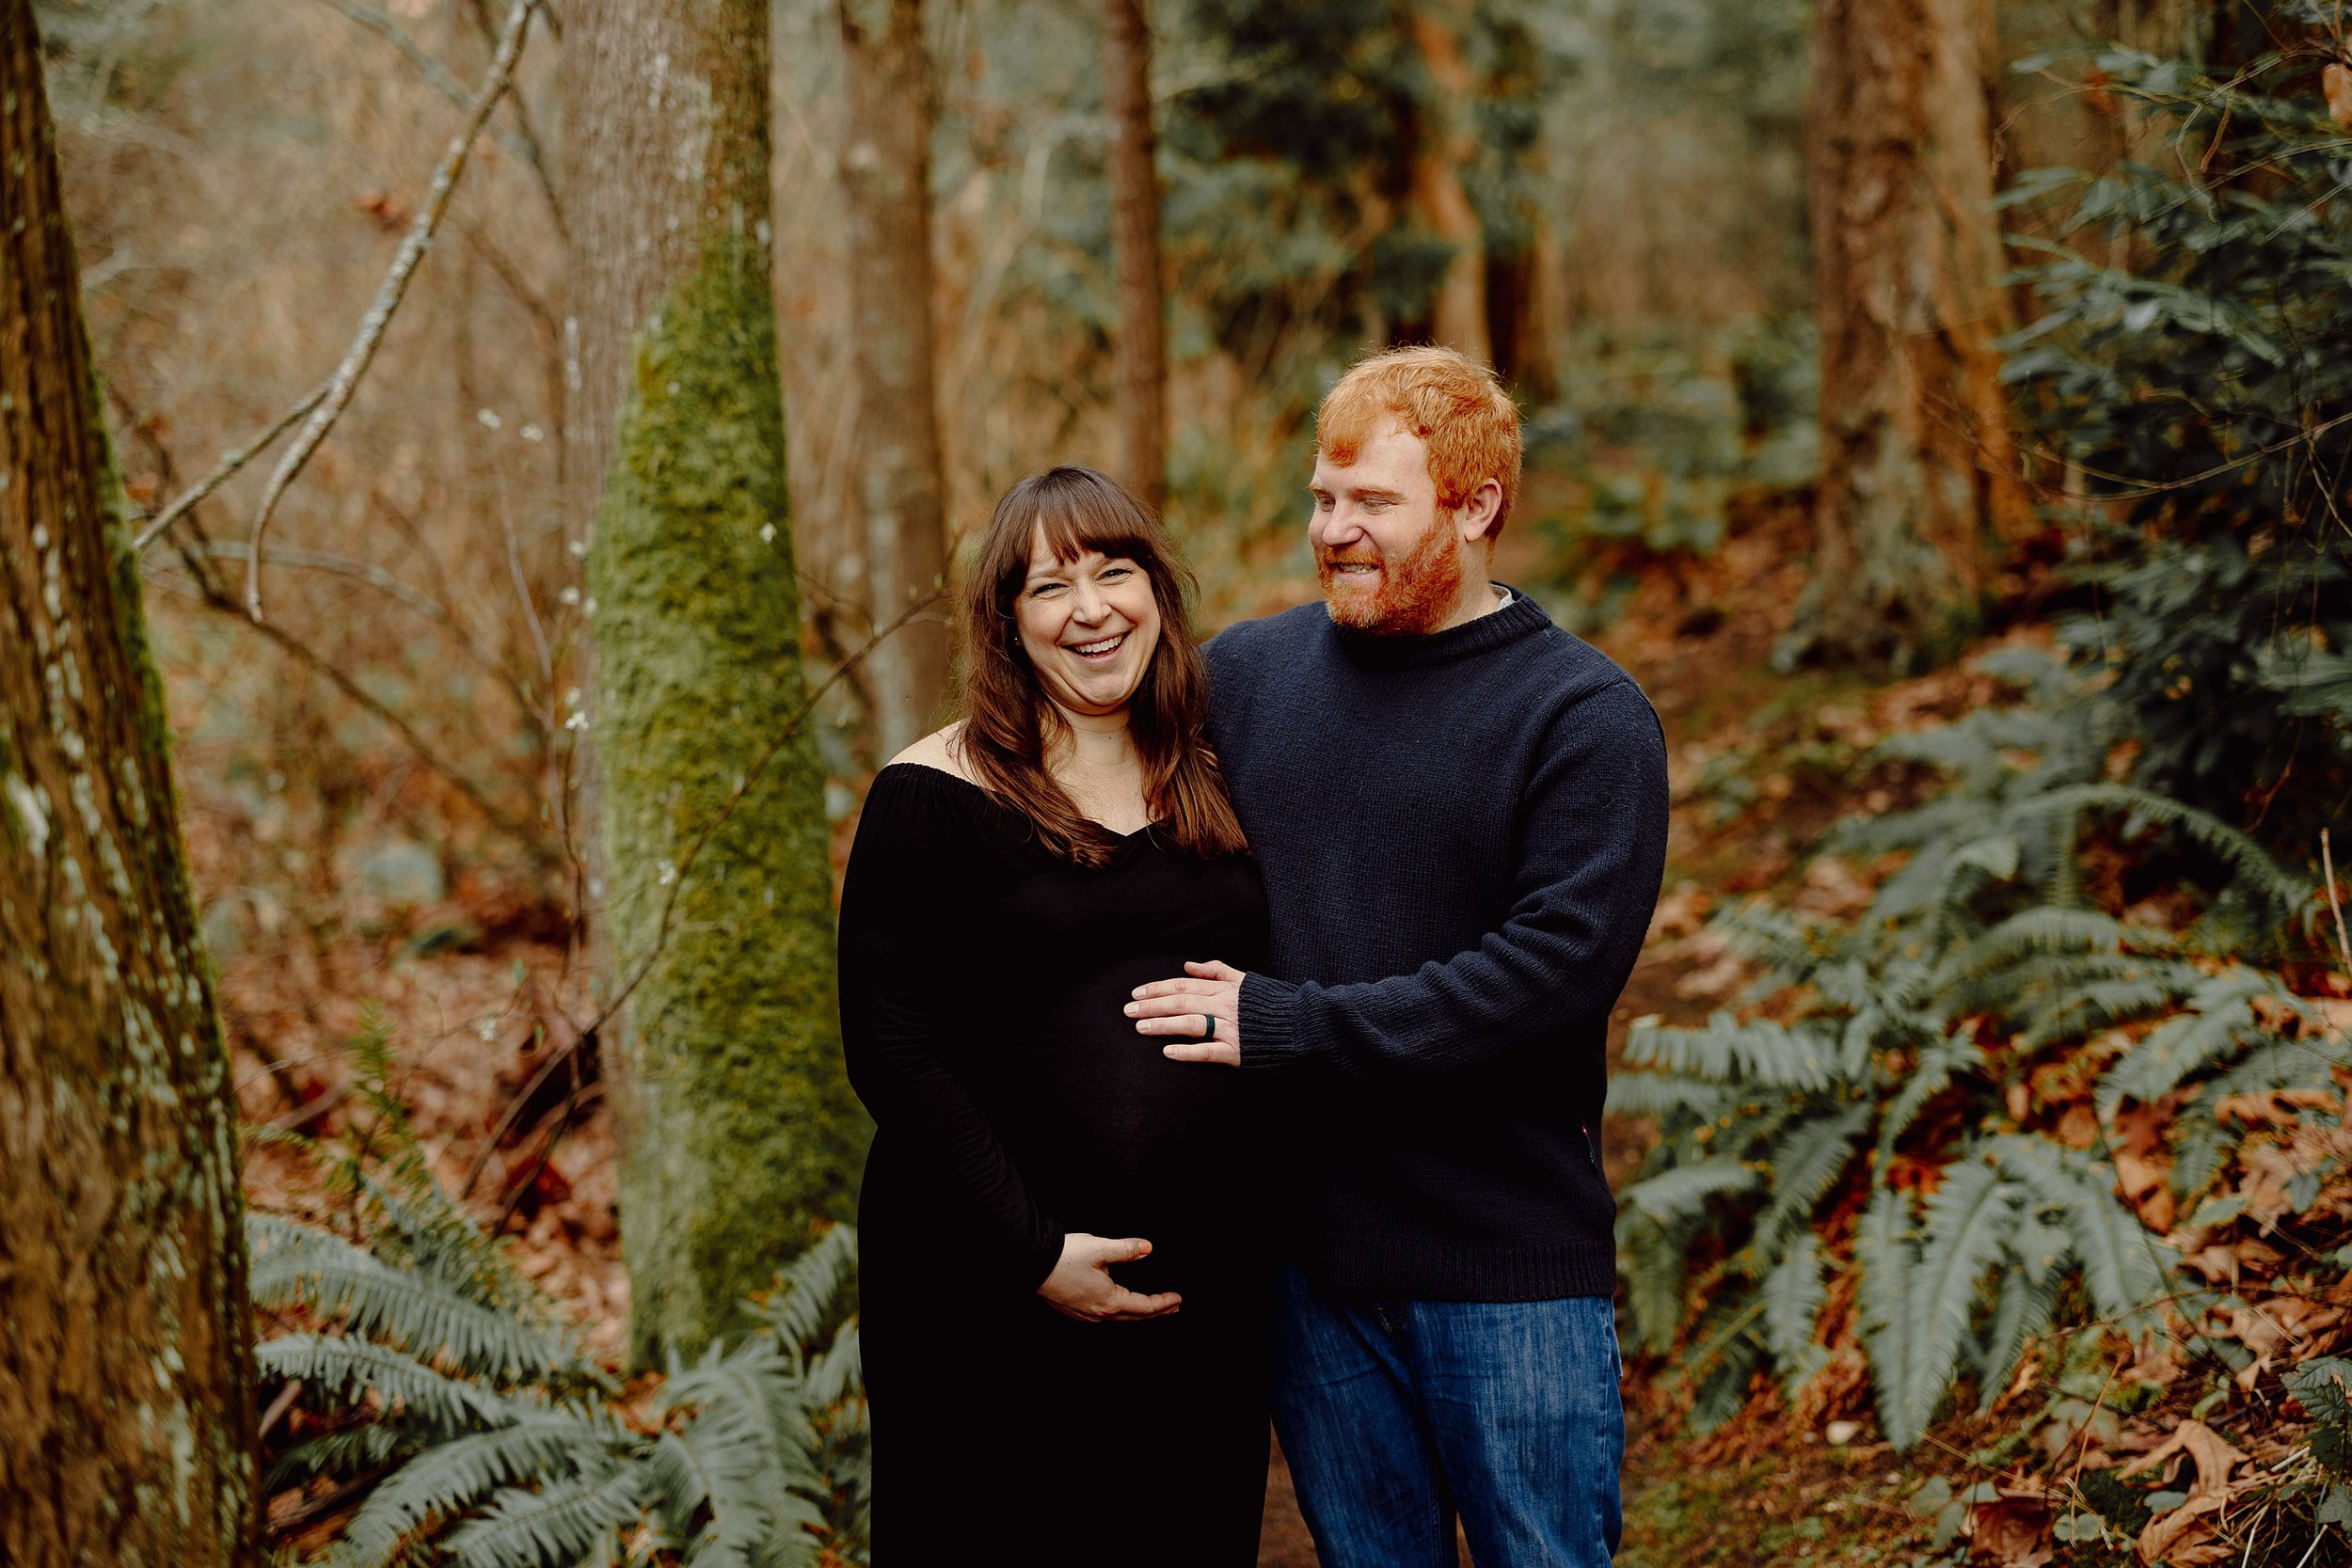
[[1238, 973, 1317, 1070]]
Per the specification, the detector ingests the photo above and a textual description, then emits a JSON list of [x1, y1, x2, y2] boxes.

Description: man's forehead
[[1313, 432, 1428, 489]]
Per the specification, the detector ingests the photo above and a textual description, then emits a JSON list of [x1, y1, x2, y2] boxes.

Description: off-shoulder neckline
[[871, 760, 1163, 843]]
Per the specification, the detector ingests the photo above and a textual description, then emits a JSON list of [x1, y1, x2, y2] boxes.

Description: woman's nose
[[1070, 579, 1111, 621]]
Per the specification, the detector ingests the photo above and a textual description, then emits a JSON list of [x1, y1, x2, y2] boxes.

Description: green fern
[[1610, 649, 2316, 1449], [248, 1215, 584, 1384], [1760, 1235, 1830, 1400], [252, 1021, 867, 1566], [1855, 1187, 1922, 1449]]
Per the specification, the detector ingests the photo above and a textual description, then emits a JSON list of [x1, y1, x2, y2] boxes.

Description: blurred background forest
[[14, 0, 2352, 1562]]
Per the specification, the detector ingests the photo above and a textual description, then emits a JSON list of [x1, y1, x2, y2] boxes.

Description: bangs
[[986, 467, 1165, 601], [1029, 481, 1154, 568]]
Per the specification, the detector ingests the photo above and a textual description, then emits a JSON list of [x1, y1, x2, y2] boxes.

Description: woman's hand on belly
[[1037, 1233, 1184, 1323]]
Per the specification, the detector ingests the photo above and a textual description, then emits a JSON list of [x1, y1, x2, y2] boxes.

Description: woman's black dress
[[838, 762, 1272, 1566]]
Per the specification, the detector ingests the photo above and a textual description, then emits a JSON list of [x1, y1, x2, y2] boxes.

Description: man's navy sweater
[[1206, 589, 1669, 1302]]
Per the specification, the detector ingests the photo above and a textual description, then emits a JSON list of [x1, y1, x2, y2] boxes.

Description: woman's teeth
[[1070, 633, 1127, 659]]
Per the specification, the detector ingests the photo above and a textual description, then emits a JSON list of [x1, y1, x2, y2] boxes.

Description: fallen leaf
[[2116, 1149, 2167, 1202], [2328, 63, 2352, 131], [2180, 1245, 2240, 1288], [1973, 1495, 2054, 1568], [2217, 1088, 2338, 1126], [2125, 1419, 2249, 1564]]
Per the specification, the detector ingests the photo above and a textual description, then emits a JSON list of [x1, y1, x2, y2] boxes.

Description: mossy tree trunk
[[841, 0, 951, 757], [0, 2, 263, 1560], [1804, 0, 2035, 668], [563, 0, 867, 1366], [1103, 0, 1169, 514]]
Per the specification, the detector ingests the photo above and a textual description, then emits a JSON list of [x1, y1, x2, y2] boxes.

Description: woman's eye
[[1029, 582, 1064, 597], [1101, 565, 1134, 580]]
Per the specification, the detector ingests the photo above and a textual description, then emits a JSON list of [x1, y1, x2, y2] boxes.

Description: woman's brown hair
[[957, 466, 1249, 867]]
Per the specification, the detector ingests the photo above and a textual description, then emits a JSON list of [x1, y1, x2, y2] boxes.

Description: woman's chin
[[1051, 669, 1145, 715]]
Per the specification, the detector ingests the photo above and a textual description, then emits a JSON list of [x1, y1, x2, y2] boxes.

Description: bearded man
[[1128, 345, 1669, 1567]]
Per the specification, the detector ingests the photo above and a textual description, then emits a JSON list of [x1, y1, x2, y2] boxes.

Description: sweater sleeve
[[837, 768, 1065, 1291], [1235, 676, 1669, 1077]]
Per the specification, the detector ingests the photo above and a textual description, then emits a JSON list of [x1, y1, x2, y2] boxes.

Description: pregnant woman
[[838, 466, 1270, 1565]]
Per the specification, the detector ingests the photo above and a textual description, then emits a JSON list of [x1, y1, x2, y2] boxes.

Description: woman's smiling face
[[1014, 523, 1163, 719]]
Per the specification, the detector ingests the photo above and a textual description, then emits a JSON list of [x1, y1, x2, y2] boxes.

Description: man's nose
[[1312, 509, 1366, 547]]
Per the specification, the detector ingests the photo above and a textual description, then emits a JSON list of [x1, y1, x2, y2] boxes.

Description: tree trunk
[[0, 3, 263, 1560], [562, 0, 867, 1365], [841, 0, 950, 757], [1406, 3, 1490, 367], [1803, 0, 2033, 667], [1103, 0, 1168, 515]]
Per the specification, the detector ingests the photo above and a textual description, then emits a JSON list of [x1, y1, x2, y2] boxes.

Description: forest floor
[[212, 483, 1996, 1563]]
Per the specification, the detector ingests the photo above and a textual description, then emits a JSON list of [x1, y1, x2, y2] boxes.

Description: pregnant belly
[[990, 955, 1259, 1293]]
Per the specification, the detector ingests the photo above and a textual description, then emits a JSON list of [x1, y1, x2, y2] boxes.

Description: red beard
[[1318, 514, 1466, 636]]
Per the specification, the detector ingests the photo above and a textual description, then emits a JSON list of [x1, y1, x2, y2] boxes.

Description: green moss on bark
[[588, 230, 868, 1366]]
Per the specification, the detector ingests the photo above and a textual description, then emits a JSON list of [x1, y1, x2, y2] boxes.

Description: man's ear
[[1454, 478, 1506, 544]]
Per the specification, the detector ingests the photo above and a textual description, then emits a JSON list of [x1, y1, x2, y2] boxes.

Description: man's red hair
[[1315, 346, 1523, 536]]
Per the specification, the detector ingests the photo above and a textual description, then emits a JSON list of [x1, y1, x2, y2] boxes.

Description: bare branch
[[245, 0, 540, 624], [310, 0, 565, 233], [134, 379, 330, 552], [158, 538, 548, 731]]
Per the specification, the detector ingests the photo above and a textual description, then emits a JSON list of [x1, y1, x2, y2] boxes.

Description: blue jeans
[[1270, 1267, 1625, 1568]]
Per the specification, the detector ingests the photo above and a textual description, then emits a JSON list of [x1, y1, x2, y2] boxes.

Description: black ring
[[1202, 1014, 1216, 1040]]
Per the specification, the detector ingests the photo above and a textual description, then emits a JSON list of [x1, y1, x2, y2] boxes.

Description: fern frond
[[258, 1333, 518, 1432], [1855, 1185, 1920, 1449], [267, 1423, 412, 1490], [1878, 1032, 1984, 1159], [1620, 1160, 1762, 1225], [752, 1224, 858, 1362], [247, 1214, 580, 1382], [326, 1413, 627, 1568], [1985, 1136, 2172, 1327], [1626, 1013, 1837, 1090], [804, 1325, 861, 1412], [2093, 969, 2270, 1119], [2013, 784, 2312, 912], [440, 1463, 652, 1568], [2020, 968, 2201, 1047], [1979, 1260, 2062, 1413], [1749, 1102, 1868, 1259], [1899, 1160, 2023, 1447], [1761, 1234, 1830, 1400], [660, 1338, 829, 1568], [1605, 1072, 1735, 1119], [1616, 1211, 1692, 1357]]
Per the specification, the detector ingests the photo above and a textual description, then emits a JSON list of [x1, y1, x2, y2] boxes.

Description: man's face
[[1309, 421, 1466, 636]]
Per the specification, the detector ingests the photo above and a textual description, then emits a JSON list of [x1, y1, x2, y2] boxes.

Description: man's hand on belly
[[1128, 959, 1244, 1067]]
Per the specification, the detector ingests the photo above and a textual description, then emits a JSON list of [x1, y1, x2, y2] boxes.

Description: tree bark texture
[[1103, 0, 1169, 515], [841, 0, 950, 757], [1805, 0, 2033, 666], [0, 3, 264, 1560], [1406, 3, 1490, 368], [563, 0, 867, 1365]]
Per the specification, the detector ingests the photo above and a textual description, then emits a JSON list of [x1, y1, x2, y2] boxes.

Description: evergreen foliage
[[1612, 649, 2333, 1450], [254, 1031, 866, 1566], [1998, 19, 2352, 852]]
